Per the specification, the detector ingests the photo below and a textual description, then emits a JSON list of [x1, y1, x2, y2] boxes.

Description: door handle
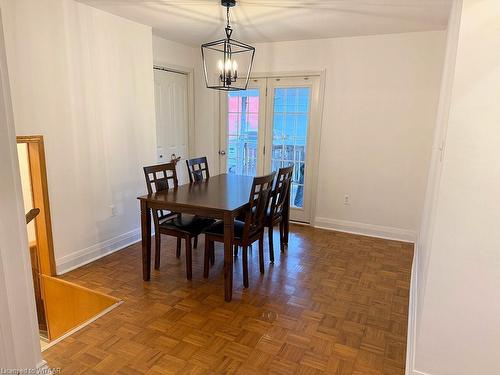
[[219, 150, 226, 156]]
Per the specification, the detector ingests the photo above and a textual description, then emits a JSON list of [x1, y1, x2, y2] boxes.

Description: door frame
[[16, 135, 56, 277], [153, 63, 195, 159], [216, 70, 326, 224]]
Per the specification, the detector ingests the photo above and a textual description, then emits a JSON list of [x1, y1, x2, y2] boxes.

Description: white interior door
[[219, 78, 267, 176], [264, 76, 321, 223], [154, 68, 189, 184]]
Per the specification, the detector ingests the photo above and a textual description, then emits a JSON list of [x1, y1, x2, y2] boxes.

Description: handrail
[[25, 208, 40, 224]]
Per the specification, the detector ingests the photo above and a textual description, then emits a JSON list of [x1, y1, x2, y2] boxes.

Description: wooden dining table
[[138, 173, 290, 302]]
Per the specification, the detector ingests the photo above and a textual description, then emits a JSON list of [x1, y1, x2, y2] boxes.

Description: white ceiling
[[78, 0, 453, 46]]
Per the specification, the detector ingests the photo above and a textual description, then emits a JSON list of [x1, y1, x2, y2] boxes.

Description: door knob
[[219, 150, 226, 155]]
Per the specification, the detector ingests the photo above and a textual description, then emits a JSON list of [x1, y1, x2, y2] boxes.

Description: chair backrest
[[143, 162, 179, 194], [269, 165, 294, 219], [186, 156, 210, 183], [242, 172, 276, 239], [144, 162, 179, 223]]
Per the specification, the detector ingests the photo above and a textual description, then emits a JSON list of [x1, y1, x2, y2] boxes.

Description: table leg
[[141, 200, 151, 281], [223, 212, 234, 302]]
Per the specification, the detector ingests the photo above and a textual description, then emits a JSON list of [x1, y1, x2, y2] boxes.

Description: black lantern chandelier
[[201, 0, 255, 91]]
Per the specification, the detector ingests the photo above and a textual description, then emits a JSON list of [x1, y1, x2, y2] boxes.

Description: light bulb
[[232, 60, 238, 72], [217, 60, 224, 72], [225, 59, 232, 72]]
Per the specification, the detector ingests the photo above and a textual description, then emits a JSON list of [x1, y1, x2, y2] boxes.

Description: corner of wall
[[407, 2, 463, 374]]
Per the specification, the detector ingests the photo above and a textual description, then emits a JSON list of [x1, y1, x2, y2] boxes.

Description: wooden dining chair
[[186, 156, 210, 183], [203, 172, 276, 287], [266, 165, 294, 263], [186, 156, 210, 249], [143, 162, 214, 279]]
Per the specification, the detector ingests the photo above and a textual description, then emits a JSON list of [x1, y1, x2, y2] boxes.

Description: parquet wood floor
[[43, 225, 413, 374]]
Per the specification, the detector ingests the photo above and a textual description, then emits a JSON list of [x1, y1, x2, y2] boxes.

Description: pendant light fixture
[[201, 0, 255, 91]]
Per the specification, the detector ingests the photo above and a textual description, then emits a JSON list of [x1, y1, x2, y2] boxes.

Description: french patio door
[[219, 75, 321, 223]]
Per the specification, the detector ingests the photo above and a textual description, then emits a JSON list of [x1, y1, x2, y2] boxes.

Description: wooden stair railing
[[25, 208, 40, 224]]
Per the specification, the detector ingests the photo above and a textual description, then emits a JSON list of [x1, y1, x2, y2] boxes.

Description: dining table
[[138, 173, 290, 302]]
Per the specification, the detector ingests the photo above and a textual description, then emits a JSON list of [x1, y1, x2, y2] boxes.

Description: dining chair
[[186, 156, 210, 249], [186, 156, 210, 183], [266, 165, 294, 263], [143, 162, 214, 279], [203, 172, 276, 287]]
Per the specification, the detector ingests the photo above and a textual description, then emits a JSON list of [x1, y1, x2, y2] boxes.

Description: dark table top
[[138, 173, 254, 213]]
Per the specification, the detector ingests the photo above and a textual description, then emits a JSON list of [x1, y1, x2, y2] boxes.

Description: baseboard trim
[[289, 220, 310, 226], [56, 228, 142, 275], [314, 217, 417, 243], [413, 370, 431, 375]]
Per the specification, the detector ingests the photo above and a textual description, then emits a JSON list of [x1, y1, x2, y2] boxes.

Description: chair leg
[[259, 235, 265, 274], [210, 241, 215, 265], [176, 237, 181, 258], [279, 221, 285, 253], [242, 246, 249, 288], [154, 233, 161, 270], [268, 226, 274, 263], [204, 239, 210, 278], [185, 235, 192, 280], [194, 235, 198, 249], [234, 244, 238, 257]]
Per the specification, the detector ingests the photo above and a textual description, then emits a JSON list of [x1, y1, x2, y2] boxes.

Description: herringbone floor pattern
[[44, 225, 413, 374]]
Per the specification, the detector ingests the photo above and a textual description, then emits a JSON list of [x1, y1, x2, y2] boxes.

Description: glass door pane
[[271, 87, 310, 208], [226, 89, 260, 176]]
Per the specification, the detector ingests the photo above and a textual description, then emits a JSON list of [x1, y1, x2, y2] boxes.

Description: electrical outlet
[[110, 204, 117, 217], [344, 194, 350, 205]]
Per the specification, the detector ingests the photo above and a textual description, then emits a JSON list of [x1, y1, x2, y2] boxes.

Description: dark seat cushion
[[159, 214, 215, 235], [203, 220, 247, 239]]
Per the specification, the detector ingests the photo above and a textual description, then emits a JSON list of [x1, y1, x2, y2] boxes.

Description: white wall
[[187, 31, 447, 240], [256, 33, 446, 239], [153, 31, 446, 240], [1, 0, 157, 273], [153, 36, 197, 69], [414, 1, 500, 374], [0, 5, 42, 369]]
